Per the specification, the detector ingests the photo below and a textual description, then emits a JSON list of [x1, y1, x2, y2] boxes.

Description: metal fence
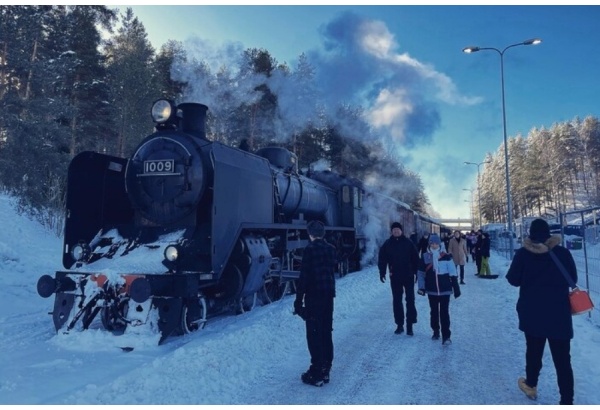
[[492, 236, 520, 260], [559, 207, 600, 326]]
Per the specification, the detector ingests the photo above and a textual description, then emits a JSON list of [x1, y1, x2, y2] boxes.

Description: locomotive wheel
[[181, 296, 207, 334], [216, 264, 244, 301], [100, 301, 129, 333], [261, 278, 289, 304], [240, 292, 257, 312]]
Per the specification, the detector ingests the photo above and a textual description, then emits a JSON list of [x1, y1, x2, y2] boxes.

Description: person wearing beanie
[[528, 218, 551, 243], [416, 233, 461, 345], [391, 222, 403, 231], [506, 218, 577, 404], [295, 220, 337, 387], [378, 221, 420, 335], [478, 232, 493, 277], [428, 233, 441, 246]]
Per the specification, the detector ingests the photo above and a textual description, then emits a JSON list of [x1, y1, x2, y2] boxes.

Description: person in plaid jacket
[[294, 220, 337, 387]]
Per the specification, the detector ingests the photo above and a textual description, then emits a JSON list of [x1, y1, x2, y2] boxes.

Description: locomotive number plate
[[143, 159, 175, 175]]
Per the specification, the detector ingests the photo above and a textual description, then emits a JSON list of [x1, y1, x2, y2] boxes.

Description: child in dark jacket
[[417, 234, 461, 345]]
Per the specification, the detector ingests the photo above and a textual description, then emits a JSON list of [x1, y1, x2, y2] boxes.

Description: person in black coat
[[479, 231, 492, 276], [474, 229, 483, 275], [378, 222, 420, 335], [409, 231, 418, 247], [417, 232, 430, 257], [506, 218, 577, 405], [294, 220, 337, 387]]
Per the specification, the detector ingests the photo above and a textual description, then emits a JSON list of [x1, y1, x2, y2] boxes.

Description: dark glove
[[451, 277, 461, 299], [417, 289, 426, 296], [380, 274, 386, 283], [293, 299, 306, 320]]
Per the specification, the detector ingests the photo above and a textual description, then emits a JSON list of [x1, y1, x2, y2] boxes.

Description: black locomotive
[[37, 99, 445, 343]]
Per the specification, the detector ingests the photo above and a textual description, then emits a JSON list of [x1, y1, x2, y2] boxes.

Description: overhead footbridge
[[438, 218, 473, 232]]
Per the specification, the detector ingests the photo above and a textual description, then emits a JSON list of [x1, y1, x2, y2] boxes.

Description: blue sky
[[121, 4, 600, 221]]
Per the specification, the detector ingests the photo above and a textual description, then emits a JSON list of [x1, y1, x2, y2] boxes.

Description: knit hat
[[428, 233, 441, 245], [529, 218, 551, 243], [390, 222, 403, 231], [307, 220, 325, 238]]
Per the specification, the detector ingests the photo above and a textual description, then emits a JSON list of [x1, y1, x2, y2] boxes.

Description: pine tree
[[104, 7, 156, 157]]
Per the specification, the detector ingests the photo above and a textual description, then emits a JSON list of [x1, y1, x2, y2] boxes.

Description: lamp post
[[464, 199, 474, 231], [463, 193, 475, 229], [463, 38, 542, 259], [464, 161, 491, 229]]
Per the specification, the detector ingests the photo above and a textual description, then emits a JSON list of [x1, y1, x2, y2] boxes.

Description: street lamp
[[462, 191, 475, 229], [463, 38, 542, 259], [464, 199, 474, 231], [464, 161, 491, 229]]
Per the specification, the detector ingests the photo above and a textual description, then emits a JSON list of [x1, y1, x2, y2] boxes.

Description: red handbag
[[549, 249, 595, 316], [569, 287, 595, 315]]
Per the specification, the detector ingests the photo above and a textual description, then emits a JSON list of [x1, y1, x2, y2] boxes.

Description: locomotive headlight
[[71, 243, 89, 261], [71, 245, 84, 261], [151, 99, 176, 124], [164, 245, 179, 262]]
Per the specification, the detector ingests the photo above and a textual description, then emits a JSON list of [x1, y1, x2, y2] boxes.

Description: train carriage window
[[343, 186, 350, 203], [353, 187, 362, 209]]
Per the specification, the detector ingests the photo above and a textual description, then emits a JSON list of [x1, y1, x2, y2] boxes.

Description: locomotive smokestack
[[179, 103, 208, 139]]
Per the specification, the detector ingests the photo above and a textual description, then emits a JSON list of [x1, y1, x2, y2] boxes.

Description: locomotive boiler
[[37, 100, 362, 343]]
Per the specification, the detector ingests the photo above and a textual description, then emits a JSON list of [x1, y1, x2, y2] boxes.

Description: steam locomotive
[[37, 99, 444, 343]]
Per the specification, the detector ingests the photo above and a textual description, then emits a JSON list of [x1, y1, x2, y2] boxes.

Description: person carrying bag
[[506, 218, 577, 405]]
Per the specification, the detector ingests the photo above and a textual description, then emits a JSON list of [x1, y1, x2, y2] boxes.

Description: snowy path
[[1, 203, 599, 407], [238, 260, 526, 405]]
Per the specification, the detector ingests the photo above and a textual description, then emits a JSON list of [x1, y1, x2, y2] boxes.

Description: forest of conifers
[[1, 6, 598, 232]]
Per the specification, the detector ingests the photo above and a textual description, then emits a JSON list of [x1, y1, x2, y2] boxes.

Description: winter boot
[[442, 338, 452, 345], [394, 325, 404, 334], [431, 331, 440, 340], [518, 377, 537, 400], [406, 323, 414, 336], [301, 369, 324, 387], [322, 366, 331, 384]]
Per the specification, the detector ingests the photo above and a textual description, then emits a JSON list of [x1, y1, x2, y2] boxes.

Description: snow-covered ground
[[0, 192, 599, 405]]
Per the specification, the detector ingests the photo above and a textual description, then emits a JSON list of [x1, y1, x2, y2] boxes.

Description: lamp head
[[462, 46, 480, 53], [523, 38, 542, 46]]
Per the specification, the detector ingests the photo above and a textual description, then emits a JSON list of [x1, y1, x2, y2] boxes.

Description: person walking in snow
[[478, 232, 492, 276], [409, 230, 418, 248], [474, 229, 483, 274], [294, 220, 337, 387], [466, 230, 476, 262], [442, 232, 451, 253], [416, 234, 461, 345], [447, 230, 468, 284], [417, 232, 430, 258], [506, 218, 576, 405], [378, 222, 420, 335]]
